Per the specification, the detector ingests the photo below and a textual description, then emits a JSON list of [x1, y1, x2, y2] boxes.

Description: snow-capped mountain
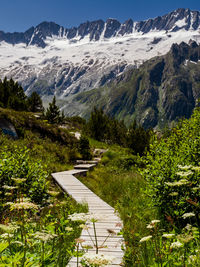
[[0, 8, 200, 99]]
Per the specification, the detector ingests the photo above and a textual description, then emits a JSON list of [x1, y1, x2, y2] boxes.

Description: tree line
[[84, 107, 152, 156], [0, 77, 43, 112], [1, 78, 151, 155], [0, 78, 65, 123]]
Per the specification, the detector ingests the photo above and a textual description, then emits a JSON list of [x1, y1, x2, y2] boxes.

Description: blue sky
[[1, 0, 200, 32]]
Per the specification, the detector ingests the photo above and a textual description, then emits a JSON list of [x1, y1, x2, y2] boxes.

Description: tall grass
[[78, 146, 157, 265]]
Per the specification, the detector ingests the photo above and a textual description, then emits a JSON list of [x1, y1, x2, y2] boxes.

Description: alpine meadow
[[0, 4, 200, 267]]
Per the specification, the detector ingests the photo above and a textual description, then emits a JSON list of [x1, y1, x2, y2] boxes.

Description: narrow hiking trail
[[52, 158, 124, 266]]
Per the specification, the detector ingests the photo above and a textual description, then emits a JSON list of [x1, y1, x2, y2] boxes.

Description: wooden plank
[[74, 164, 96, 170], [52, 165, 124, 267]]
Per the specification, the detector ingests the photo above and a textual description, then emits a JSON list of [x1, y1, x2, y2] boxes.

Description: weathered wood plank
[[52, 165, 124, 267]]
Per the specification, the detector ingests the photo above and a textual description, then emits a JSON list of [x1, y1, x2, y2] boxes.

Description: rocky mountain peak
[[0, 8, 199, 48]]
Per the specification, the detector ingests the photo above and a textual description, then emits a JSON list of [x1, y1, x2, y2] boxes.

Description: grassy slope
[[0, 108, 80, 173], [78, 143, 157, 265]]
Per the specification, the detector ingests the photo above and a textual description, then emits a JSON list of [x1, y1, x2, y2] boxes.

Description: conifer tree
[[78, 135, 92, 159], [45, 96, 61, 124], [27, 92, 44, 112], [86, 107, 107, 141], [127, 120, 151, 155]]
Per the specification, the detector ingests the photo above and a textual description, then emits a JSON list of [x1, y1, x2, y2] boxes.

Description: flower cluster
[[33, 231, 57, 242], [176, 171, 193, 177], [182, 212, 195, 219], [177, 165, 192, 170], [3, 185, 17, 190], [146, 219, 160, 229], [139, 235, 152, 243], [162, 234, 175, 239], [68, 212, 103, 223], [170, 241, 183, 249], [7, 201, 38, 210], [165, 179, 189, 187], [81, 252, 114, 266]]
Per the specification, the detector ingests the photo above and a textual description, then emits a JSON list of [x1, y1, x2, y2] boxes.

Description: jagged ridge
[[0, 8, 200, 47]]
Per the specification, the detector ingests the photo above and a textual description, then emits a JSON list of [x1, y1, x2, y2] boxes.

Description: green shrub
[[0, 146, 48, 206], [142, 108, 200, 228]]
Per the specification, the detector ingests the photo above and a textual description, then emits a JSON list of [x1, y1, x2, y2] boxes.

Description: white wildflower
[[192, 186, 200, 191], [8, 202, 38, 210], [68, 213, 87, 222], [69, 212, 103, 223], [162, 234, 175, 238], [176, 179, 190, 186], [170, 241, 183, 248], [33, 231, 57, 242], [65, 227, 73, 232], [165, 179, 189, 187], [178, 234, 194, 243], [139, 235, 152, 243], [182, 212, 195, 219], [188, 255, 197, 263], [3, 185, 17, 190], [5, 192, 12, 196], [176, 171, 193, 177], [0, 223, 19, 233], [86, 212, 104, 222], [185, 224, 192, 231], [12, 241, 24, 246], [177, 165, 192, 170], [79, 224, 89, 230], [151, 220, 160, 224], [81, 252, 114, 266], [147, 220, 160, 229], [0, 233, 14, 239]]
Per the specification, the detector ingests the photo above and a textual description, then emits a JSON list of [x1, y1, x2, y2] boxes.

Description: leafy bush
[[142, 108, 200, 227], [0, 146, 48, 206], [78, 136, 92, 160]]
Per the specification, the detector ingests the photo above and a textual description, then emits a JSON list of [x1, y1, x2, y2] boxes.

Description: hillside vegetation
[[63, 41, 200, 129], [78, 108, 200, 266], [0, 78, 200, 266]]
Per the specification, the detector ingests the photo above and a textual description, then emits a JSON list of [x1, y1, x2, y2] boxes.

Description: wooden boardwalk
[[52, 162, 124, 267]]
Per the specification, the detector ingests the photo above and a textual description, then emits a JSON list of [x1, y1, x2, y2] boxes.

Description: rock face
[[0, 8, 200, 47], [63, 42, 200, 129], [0, 8, 200, 114], [0, 119, 18, 139]]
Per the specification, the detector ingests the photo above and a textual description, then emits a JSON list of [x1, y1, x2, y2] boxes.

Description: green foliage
[[85, 108, 151, 155], [65, 116, 86, 130], [0, 78, 45, 113], [0, 139, 87, 266], [85, 107, 108, 141], [45, 96, 64, 124], [78, 136, 92, 160], [85, 107, 126, 146], [78, 146, 155, 265], [138, 219, 200, 266], [0, 193, 86, 266], [0, 146, 48, 206], [127, 120, 152, 156], [27, 92, 44, 112], [142, 109, 200, 228], [0, 77, 27, 111]]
